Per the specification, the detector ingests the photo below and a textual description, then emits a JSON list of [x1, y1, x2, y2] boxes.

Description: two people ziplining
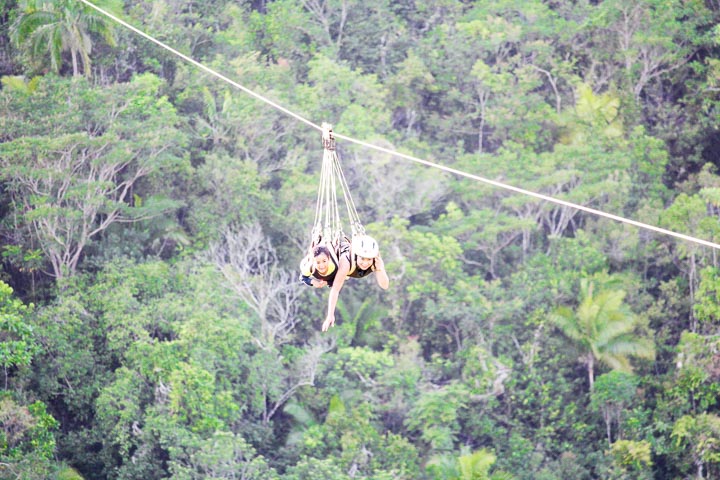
[[300, 124, 389, 332]]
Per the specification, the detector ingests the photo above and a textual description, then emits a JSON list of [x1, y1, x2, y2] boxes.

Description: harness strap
[[311, 123, 365, 248]]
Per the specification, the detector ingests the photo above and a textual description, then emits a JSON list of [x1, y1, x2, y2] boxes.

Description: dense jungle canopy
[[1, 0, 720, 478]]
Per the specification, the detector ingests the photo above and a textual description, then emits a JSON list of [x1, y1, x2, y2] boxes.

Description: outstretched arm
[[373, 255, 389, 290], [322, 257, 350, 331]]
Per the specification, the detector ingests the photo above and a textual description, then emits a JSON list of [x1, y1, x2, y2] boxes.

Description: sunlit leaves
[[672, 413, 720, 475], [0, 281, 38, 386], [0, 397, 59, 477], [608, 439, 652, 477]]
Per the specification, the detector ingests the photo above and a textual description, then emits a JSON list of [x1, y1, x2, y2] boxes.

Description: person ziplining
[[300, 124, 389, 332]]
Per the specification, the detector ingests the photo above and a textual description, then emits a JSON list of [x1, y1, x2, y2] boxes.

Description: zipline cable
[[77, 0, 720, 251], [332, 132, 720, 250], [76, 0, 322, 133]]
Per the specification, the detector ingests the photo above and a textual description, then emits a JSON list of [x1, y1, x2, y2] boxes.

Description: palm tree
[[551, 278, 655, 390], [10, 0, 121, 77], [427, 448, 514, 480]]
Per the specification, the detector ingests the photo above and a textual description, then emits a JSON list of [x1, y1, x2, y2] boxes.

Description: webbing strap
[[312, 123, 364, 247]]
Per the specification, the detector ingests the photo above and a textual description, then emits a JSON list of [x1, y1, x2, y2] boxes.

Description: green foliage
[[550, 276, 656, 389], [11, 0, 122, 77], [671, 331, 720, 412], [168, 431, 278, 480], [0, 74, 39, 93], [282, 456, 350, 480], [331, 347, 394, 386], [402, 228, 463, 301], [0, 396, 59, 479], [405, 383, 468, 452], [0, 280, 38, 386], [457, 448, 497, 480], [0, 74, 188, 278], [671, 413, 720, 477], [608, 439, 652, 479], [694, 266, 720, 331], [559, 83, 623, 145], [290, 393, 420, 479], [328, 400, 420, 478], [427, 447, 513, 480], [0, 0, 719, 477], [661, 193, 720, 252], [299, 53, 390, 138], [168, 361, 236, 434], [590, 372, 639, 444], [57, 466, 84, 480]]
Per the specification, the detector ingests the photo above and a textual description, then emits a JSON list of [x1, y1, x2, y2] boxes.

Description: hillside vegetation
[[1, 0, 720, 478]]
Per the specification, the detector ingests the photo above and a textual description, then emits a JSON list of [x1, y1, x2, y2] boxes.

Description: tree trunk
[[71, 48, 79, 77], [604, 409, 612, 445]]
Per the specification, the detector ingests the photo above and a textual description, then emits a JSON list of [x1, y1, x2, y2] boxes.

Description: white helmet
[[352, 235, 379, 259]]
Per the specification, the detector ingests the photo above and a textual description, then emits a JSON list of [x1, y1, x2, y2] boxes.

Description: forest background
[[1, 0, 720, 479]]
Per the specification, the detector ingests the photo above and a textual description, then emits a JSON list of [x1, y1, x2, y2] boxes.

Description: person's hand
[[322, 313, 335, 332], [313, 279, 327, 288], [373, 255, 385, 272]]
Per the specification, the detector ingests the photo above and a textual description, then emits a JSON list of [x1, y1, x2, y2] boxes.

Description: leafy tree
[[607, 439, 652, 480], [590, 371, 639, 445], [244, 0, 316, 66], [508, 233, 608, 313], [168, 431, 278, 479], [390, 223, 464, 336], [384, 51, 437, 137], [0, 74, 187, 278], [27, 278, 118, 474], [449, 129, 648, 270], [10, 0, 122, 77], [585, 0, 713, 104], [0, 0, 20, 75], [495, 322, 593, 477], [659, 190, 720, 332], [1, 244, 44, 301], [405, 383, 468, 452], [427, 447, 513, 480], [282, 456, 350, 480], [2, 0, 720, 477], [550, 277, 655, 389], [414, 0, 567, 154], [434, 201, 533, 279], [297, 53, 391, 139], [672, 413, 720, 479], [694, 266, 720, 334], [0, 396, 59, 480], [295, 396, 420, 479], [86, 256, 337, 476], [558, 83, 623, 146], [0, 280, 38, 388], [249, 0, 408, 77], [372, 336, 423, 432], [672, 331, 720, 414], [0, 73, 39, 93]]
